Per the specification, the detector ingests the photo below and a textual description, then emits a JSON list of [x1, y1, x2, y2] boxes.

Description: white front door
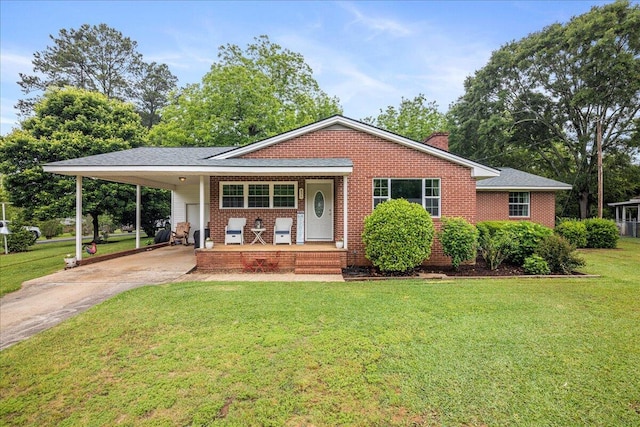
[[306, 181, 333, 241]]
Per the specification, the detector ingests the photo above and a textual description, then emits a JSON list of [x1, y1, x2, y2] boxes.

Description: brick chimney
[[423, 132, 449, 151]]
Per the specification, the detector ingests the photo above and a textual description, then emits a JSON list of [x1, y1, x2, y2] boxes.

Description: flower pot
[[64, 256, 77, 269], [205, 240, 214, 249], [335, 241, 344, 249]]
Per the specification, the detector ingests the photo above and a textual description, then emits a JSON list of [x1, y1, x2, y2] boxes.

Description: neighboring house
[[43, 115, 572, 270], [608, 196, 640, 237]]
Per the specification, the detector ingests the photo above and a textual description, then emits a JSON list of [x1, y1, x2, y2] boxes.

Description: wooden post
[[597, 120, 603, 219]]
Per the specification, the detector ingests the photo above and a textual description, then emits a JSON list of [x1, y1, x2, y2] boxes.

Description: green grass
[[0, 236, 139, 296], [1, 239, 639, 426]]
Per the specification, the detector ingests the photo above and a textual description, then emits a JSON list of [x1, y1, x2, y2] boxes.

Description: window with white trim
[[220, 182, 297, 209], [373, 178, 441, 217], [509, 192, 530, 217]]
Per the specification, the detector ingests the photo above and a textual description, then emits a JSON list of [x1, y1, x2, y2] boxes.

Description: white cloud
[[0, 51, 32, 82], [339, 2, 415, 39]]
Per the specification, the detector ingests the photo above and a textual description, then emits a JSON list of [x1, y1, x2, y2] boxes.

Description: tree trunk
[[578, 191, 590, 219], [91, 213, 100, 242]]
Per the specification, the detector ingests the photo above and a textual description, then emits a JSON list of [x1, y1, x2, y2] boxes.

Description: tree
[[119, 188, 171, 237], [362, 94, 448, 141], [135, 62, 178, 129], [149, 35, 342, 147], [449, 0, 640, 218], [0, 88, 149, 241], [18, 23, 177, 127]]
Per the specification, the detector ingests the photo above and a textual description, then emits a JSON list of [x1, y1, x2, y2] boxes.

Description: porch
[[608, 197, 640, 237], [195, 242, 348, 274]]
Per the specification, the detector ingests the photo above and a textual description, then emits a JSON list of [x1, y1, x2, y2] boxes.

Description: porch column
[[75, 175, 83, 261], [135, 184, 141, 249], [199, 175, 205, 248], [343, 176, 348, 250]]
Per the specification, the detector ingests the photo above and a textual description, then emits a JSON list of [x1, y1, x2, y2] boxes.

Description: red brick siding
[[220, 129, 478, 266], [476, 191, 557, 228]]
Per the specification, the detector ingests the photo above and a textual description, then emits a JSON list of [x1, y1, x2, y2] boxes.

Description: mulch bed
[[342, 257, 587, 280]]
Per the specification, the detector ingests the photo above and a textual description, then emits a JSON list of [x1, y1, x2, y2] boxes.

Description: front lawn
[[0, 236, 139, 297], [1, 239, 639, 426]]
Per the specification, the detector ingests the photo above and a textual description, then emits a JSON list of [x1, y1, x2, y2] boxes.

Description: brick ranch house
[[43, 115, 572, 272]]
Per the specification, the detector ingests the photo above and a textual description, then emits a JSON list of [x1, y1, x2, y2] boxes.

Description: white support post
[[343, 176, 348, 250], [199, 175, 205, 249], [135, 185, 141, 249], [76, 176, 83, 261]]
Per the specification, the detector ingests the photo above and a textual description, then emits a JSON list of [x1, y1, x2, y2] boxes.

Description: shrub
[[583, 218, 619, 248], [555, 219, 587, 248], [438, 217, 478, 270], [41, 219, 63, 239], [5, 220, 35, 252], [536, 234, 585, 274], [476, 221, 511, 240], [362, 199, 434, 273], [523, 254, 551, 275], [502, 221, 554, 265], [478, 231, 513, 271]]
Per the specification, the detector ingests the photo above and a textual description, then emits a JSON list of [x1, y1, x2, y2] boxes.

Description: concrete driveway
[[0, 245, 195, 350]]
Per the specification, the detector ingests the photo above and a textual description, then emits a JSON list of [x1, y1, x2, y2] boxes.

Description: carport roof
[[43, 147, 354, 190]]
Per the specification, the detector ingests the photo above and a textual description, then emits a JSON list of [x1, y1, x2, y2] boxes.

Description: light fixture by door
[[178, 177, 187, 182]]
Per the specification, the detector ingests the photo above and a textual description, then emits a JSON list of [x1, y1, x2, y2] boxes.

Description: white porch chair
[[273, 217, 293, 245], [225, 218, 246, 245]]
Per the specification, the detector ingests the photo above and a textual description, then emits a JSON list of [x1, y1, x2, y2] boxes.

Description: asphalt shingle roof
[[45, 147, 353, 168], [45, 147, 235, 167], [476, 168, 572, 189]]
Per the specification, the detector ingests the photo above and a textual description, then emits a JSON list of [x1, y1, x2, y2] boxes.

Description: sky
[[0, 0, 615, 136]]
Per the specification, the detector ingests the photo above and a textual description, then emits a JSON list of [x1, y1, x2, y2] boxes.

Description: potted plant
[[335, 237, 344, 249], [64, 253, 77, 269], [205, 237, 214, 249]]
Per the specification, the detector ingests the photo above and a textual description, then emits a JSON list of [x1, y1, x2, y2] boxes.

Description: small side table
[[250, 228, 267, 245]]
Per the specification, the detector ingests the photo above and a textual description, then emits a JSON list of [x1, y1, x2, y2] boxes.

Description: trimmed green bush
[[536, 234, 585, 274], [523, 254, 551, 275], [6, 220, 36, 252], [555, 219, 588, 248], [583, 218, 619, 248], [362, 199, 434, 273], [502, 221, 554, 265], [476, 221, 511, 240], [438, 217, 478, 270], [41, 219, 64, 239], [478, 231, 513, 271]]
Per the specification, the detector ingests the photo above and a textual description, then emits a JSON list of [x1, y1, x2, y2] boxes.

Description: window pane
[[509, 192, 530, 217], [373, 179, 388, 197], [222, 184, 244, 208], [425, 198, 439, 217], [273, 184, 295, 208], [391, 179, 422, 204], [248, 184, 269, 208], [424, 179, 440, 197]]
